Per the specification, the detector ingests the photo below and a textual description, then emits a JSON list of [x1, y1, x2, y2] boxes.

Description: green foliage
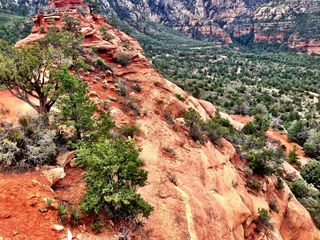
[[242, 115, 270, 136], [55, 69, 115, 143], [0, 13, 32, 43], [0, 116, 56, 170], [247, 180, 262, 190], [70, 206, 82, 227], [76, 139, 153, 219], [183, 108, 205, 142], [184, 108, 203, 129], [95, 57, 113, 71], [99, 25, 114, 40], [90, 220, 104, 234], [257, 208, 273, 229], [276, 177, 285, 190], [287, 120, 308, 146], [62, 14, 81, 33], [290, 178, 320, 227], [248, 149, 283, 176], [119, 123, 141, 138], [0, 30, 81, 115], [55, 69, 96, 141], [287, 147, 301, 168], [58, 203, 68, 223], [116, 52, 132, 66], [301, 160, 320, 190], [303, 130, 320, 159], [175, 93, 185, 102], [84, 0, 102, 13]]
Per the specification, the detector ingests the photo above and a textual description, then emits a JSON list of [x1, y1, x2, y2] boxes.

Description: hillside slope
[[2, 0, 320, 53], [1, 0, 319, 239]]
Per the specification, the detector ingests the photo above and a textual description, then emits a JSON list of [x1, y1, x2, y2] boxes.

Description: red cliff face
[[9, 2, 320, 240], [48, 0, 89, 11]]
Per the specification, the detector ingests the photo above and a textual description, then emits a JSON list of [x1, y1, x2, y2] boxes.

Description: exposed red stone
[[48, 0, 89, 11]]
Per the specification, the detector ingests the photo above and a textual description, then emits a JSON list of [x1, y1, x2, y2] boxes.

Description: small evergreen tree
[[76, 139, 153, 219], [287, 147, 300, 167], [55, 69, 96, 141]]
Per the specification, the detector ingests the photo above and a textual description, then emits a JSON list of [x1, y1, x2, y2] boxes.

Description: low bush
[[95, 57, 113, 71], [303, 130, 320, 159], [0, 116, 57, 170], [256, 208, 273, 229], [70, 206, 82, 227], [248, 149, 283, 176], [287, 120, 308, 146], [301, 160, 320, 190], [290, 178, 320, 227], [58, 203, 68, 223], [76, 139, 153, 220], [269, 200, 279, 213], [287, 148, 301, 168], [119, 123, 141, 138], [116, 52, 132, 66]]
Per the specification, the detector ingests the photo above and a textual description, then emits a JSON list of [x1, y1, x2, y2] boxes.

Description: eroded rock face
[[48, 0, 89, 11], [9, 1, 320, 239]]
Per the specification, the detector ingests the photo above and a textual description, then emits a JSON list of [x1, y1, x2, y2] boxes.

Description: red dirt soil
[[230, 114, 253, 124], [0, 172, 62, 240], [0, 90, 36, 123]]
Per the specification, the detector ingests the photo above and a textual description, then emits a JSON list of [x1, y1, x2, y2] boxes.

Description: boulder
[[51, 224, 64, 232], [42, 167, 66, 186], [56, 151, 75, 167]]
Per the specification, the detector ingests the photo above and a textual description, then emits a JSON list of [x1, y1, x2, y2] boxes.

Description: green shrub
[[99, 25, 114, 40], [116, 52, 132, 66], [287, 147, 301, 168], [303, 130, 320, 159], [269, 200, 279, 213], [242, 122, 256, 135], [95, 57, 113, 71], [248, 149, 282, 176], [247, 180, 262, 190], [58, 203, 68, 223], [301, 160, 320, 190], [276, 177, 285, 190], [175, 93, 185, 102], [124, 101, 141, 116], [119, 123, 141, 138], [204, 120, 228, 145], [132, 83, 142, 92], [70, 206, 82, 227], [257, 208, 273, 229], [287, 120, 308, 146], [290, 178, 320, 227], [76, 139, 153, 219], [0, 116, 56, 170], [90, 220, 104, 234], [183, 108, 205, 142]]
